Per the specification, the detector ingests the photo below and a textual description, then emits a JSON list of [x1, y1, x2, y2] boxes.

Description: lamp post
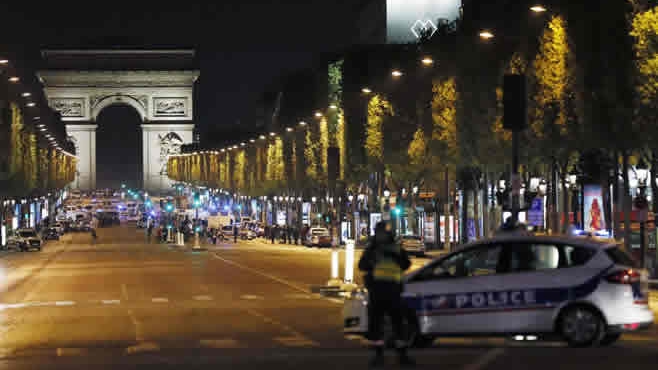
[[635, 158, 650, 268], [568, 170, 579, 229]]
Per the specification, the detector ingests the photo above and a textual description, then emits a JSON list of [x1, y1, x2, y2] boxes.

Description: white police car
[[343, 235, 653, 347]]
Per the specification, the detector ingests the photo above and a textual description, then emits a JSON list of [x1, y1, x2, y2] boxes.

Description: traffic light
[[166, 203, 174, 212], [393, 206, 401, 216]]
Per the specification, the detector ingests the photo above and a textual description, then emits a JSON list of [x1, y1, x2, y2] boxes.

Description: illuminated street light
[[286, 127, 293, 132], [240, 142, 246, 146], [269, 132, 276, 136], [383, 189, 391, 198], [391, 69, 403, 77], [26, 102, 36, 107], [479, 30, 494, 39], [530, 5, 547, 12], [299, 121, 307, 126], [361, 87, 372, 94], [249, 139, 255, 143], [0, 59, 8, 64], [21, 92, 31, 97], [314, 111, 323, 118], [259, 135, 266, 140], [8, 76, 19, 83], [329, 104, 338, 109], [421, 57, 434, 66]]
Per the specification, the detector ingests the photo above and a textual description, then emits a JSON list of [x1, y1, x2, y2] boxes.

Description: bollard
[[341, 239, 358, 293], [177, 232, 184, 246], [193, 232, 201, 249], [344, 239, 355, 283], [326, 246, 342, 288]]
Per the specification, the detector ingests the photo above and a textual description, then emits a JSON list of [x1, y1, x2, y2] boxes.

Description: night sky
[[0, 0, 366, 186]]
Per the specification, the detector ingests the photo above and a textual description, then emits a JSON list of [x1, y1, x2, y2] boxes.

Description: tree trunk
[[622, 151, 631, 251], [482, 172, 489, 238], [473, 183, 481, 240], [613, 151, 621, 240]]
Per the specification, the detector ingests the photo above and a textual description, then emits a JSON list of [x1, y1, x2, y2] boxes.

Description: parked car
[[43, 228, 60, 241], [305, 227, 332, 247], [240, 227, 256, 240], [51, 222, 65, 235], [343, 235, 654, 348], [400, 235, 426, 256], [221, 225, 235, 239], [7, 228, 42, 251]]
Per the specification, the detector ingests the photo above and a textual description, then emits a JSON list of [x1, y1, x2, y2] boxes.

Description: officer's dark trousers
[[367, 281, 405, 347]]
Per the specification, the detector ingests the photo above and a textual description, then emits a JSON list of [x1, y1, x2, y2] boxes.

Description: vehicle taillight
[[605, 269, 641, 284]]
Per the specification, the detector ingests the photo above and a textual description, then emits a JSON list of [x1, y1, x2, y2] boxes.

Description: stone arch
[[91, 94, 147, 123]]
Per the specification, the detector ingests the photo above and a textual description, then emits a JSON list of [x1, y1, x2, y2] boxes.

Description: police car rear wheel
[[559, 306, 604, 347]]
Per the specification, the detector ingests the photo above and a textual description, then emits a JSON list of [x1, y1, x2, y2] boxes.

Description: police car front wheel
[[558, 306, 604, 347]]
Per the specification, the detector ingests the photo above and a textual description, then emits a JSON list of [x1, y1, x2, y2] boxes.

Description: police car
[[343, 235, 653, 347]]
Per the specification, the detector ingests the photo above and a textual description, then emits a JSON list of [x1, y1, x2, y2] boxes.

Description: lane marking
[[55, 301, 75, 306], [240, 294, 264, 300], [125, 342, 160, 354], [193, 295, 213, 301], [245, 308, 318, 347], [199, 339, 242, 348], [121, 284, 129, 300], [102, 299, 121, 305], [127, 309, 144, 341], [212, 253, 308, 294], [151, 297, 169, 303], [274, 336, 319, 347], [462, 348, 505, 370], [56, 348, 87, 356]]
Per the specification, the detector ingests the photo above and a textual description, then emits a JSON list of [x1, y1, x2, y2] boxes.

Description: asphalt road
[[0, 224, 655, 369]]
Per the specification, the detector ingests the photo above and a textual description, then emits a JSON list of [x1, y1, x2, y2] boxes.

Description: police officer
[[358, 221, 414, 368]]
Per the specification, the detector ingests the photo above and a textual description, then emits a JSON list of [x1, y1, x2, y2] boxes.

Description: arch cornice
[[91, 94, 147, 122]]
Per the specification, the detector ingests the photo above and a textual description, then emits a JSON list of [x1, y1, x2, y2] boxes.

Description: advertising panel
[[424, 213, 436, 243], [386, 0, 460, 43], [440, 215, 457, 243], [370, 213, 382, 236], [584, 185, 606, 232]]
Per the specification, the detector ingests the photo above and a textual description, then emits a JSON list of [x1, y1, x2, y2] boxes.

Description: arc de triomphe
[[39, 49, 199, 193]]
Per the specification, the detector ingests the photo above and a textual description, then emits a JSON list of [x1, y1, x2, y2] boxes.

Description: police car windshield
[[605, 246, 637, 267]]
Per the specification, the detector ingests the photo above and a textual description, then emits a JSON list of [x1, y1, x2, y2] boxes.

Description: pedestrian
[[293, 225, 299, 245], [358, 221, 414, 368], [233, 223, 239, 243], [287, 225, 293, 244], [271, 225, 278, 244]]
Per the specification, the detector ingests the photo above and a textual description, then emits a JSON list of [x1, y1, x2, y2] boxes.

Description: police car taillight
[[605, 269, 641, 284]]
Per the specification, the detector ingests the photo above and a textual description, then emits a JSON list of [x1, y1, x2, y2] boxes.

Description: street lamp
[[361, 87, 372, 94], [314, 112, 323, 118], [635, 157, 650, 268], [391, 69, 403, 77], [479, 30, 495, 40], [421, 57, 434, 66], [383, 189, 391, 198], [530, 5, 547, 13]]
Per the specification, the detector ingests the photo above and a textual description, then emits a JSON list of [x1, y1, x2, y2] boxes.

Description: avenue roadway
[[0, 224, 656, 369]]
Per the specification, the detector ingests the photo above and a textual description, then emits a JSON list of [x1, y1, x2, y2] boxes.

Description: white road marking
[[199, 339, 242, 348], [246, 308, 318, 346], [274, 336, 319, 347], [462, 348, 505, 370], [127, 309, 144, 341], [212, 253, 308, 293], [55, 301, 75, 306], [151, 297, 169, 303], [193, 295, 213, 301], [283, 293, 313, 300], [125, 342, 160, 354], [56, 348, 87, 356], [240, 294, 264, 300], [101, 299, 121, 305]]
